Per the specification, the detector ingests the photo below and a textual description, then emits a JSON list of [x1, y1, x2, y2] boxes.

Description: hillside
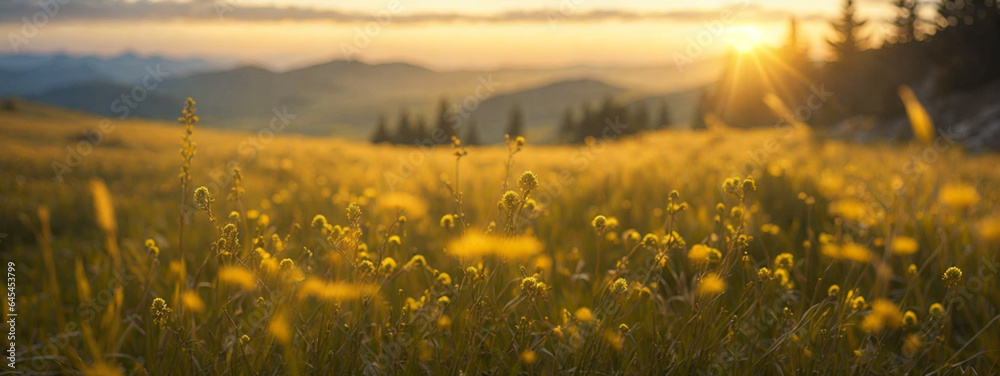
[[14, 54, 722, 142]]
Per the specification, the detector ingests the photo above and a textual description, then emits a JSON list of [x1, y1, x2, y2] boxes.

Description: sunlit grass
[[1, 100, 999, 374]]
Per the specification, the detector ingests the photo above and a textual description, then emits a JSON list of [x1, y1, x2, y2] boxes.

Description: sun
[[726, 26, 763, 53]]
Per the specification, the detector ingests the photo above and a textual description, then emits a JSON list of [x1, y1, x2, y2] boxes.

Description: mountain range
[[1, 53, 720, 143]]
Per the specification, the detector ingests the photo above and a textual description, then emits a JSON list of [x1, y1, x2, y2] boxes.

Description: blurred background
[[1, 0, 997, 149]]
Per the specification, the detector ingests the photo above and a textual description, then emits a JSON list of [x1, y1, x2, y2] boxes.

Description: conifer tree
[[371, 114, 391, 143], [394, 110, 412, 144], [827, 0, 868, 60], [435, 98, 458, 144], [506, 104, 524, 138], [465, 118, 482, 145]]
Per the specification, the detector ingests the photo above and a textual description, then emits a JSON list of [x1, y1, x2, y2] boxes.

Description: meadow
[[1, 100, 999, 375]]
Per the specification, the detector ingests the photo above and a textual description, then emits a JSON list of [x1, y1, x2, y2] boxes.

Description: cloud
[[0, 0, 828, 25]]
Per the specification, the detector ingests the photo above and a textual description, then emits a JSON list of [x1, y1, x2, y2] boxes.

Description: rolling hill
[[12, 53, 722, 142]]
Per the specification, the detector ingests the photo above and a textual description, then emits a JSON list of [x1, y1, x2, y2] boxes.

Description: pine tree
[[827, 0, 868, 61], [371, 114, 391, 144], [656, 100, 671, 129], [394, 110, 412, 144], [557, 107, 576, 142], [435, 98, 457, 144], [506, 104, 524, 138], [632, 101, 649, 133], [464, 118, 481, 145], [414, 115, 429, 142]]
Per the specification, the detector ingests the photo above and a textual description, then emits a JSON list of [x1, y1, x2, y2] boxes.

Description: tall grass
[[2, 99, 999, 375]]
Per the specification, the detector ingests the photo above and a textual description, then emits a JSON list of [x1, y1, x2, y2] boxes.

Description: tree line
[[372, 97, 672, 145], [371, 99, 484, 145], [556, 99, 671, 143]]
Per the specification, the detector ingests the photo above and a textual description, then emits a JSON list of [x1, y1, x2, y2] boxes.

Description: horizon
[[0, 0, 933, 71], [1, 50, 733, 74]]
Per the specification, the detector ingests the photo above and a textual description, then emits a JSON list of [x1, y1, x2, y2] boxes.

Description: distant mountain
[[27, 82, 183, 121], [14, 54, 721, 142], [0, 53, 223, 96]]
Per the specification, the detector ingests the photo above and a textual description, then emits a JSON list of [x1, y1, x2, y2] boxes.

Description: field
[[2, 101, 999, 375]]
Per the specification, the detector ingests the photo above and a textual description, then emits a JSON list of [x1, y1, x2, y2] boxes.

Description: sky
[[0, 0, 915, 71]]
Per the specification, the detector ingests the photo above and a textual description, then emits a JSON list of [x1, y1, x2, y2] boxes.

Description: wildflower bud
[[279, 258, 294, 270], [774, 253, 794, 270], [311, 214, 328, 230], [358, 260, 375, 276], [407, 255, 427, 269], [194, 186, 213, 211], [379, 257, 397, 275], [929, 303, 944, 318], [612, 278, 628, 294], [723, 178, 741, 196], [388, 236, 401, 246], [518, 171, 538, 192], [575, 307, 595, 322], [757, 267, 772, 282], [942, 266, 962, 286], [502, 191, 520, 211], [642, 233, 658, 248], [346, 202, 362, 223], [239, 335, 250, 346], [229, 211, 240, 223], [150, 298, 173, 329], [730, 207, 744, 219], [592, 215, 607, 231], [851, 295, 867, 310], [465, 266, 480, 280], [741, 176, 757, 194], [773, 268, 791, 289], [440, 214, 455, 229], [903, 310, 918, 327], [145, 239, 160, 257]]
